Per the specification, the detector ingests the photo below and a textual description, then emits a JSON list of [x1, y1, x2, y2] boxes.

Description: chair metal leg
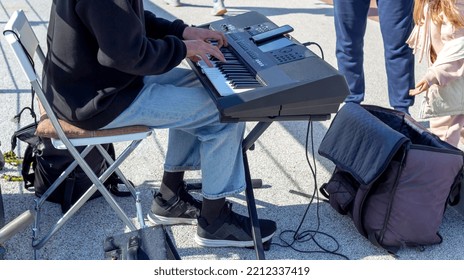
[[95, 143, 140, 197], [78, 142, 141, 231], [32, 140, 145, 255], [96, 144, 145, 228], [32, 145, 96, 258], [135, 191, 145, 228], [33, 184, 101, 250]]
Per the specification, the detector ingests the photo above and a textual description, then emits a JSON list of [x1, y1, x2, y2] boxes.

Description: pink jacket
[[407, 1, 464, 86]]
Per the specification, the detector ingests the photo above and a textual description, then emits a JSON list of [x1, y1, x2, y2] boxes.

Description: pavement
[[0, 0, 463, 261]]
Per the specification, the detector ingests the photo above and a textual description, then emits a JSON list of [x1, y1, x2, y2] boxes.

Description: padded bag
[[318, 103, 464, 254]]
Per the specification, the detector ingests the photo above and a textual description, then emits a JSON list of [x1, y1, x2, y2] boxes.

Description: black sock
[[158, 171, 184, 200], [201, 197, 226, 224]]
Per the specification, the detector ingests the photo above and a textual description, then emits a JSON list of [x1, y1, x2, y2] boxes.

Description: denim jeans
[[102, 64, 246, 199]]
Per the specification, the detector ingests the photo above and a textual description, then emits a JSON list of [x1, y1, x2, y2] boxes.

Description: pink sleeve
[[424, 58, 464, 86], [423, 3, 464, 86]]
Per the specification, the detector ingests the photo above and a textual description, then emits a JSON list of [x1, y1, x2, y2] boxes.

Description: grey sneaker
[[147, 186, 201, 225], [164, 0, 181, 7], [195, 202, 276, 247], [211, 0, 227, 16]]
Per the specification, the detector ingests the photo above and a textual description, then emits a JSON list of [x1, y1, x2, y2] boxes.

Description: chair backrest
[[3, 9, 45, 82], [3, 9, 74, 146]]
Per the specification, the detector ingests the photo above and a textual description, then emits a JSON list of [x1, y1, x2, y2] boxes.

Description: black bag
[[318, 104, 464, 254], [13, 123, 131, 213], [11, 122, 42, 189], [103, 225, 179, 260]]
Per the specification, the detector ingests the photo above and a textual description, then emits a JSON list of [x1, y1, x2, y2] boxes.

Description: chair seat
[[36, 116, 152, 149]]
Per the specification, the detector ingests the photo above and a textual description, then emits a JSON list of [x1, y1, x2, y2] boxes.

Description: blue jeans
[[103, 64, 246, 199], [333, 0, 415, 113]]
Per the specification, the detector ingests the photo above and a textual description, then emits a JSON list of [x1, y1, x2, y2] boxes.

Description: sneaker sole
[[194, 232, 274, 247], [147, 213, 197, 225]]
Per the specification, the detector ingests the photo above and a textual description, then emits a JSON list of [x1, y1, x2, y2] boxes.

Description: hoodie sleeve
[[144, 10, 188, 39], [75, 0, 187, 76]]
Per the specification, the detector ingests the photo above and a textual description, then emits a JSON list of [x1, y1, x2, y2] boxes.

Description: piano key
[[224, 73, 253, 78], [224, 74, 256, 79], [221, 70, 250, 74], [233, 83, 263, 89], [197, 60, 254, 96]]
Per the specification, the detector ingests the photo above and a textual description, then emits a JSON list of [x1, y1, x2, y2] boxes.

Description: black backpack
[[12, 123, 131, 213]]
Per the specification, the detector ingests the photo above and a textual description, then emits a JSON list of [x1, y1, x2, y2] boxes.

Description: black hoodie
[[42, 0, 188, 129]]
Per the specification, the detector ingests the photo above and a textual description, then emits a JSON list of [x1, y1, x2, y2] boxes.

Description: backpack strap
[[318, 168, 359, 215], [107, 182, 132, 197], [61, 173, 76, 213], [448, 167, 463, 206], [21, 144, 36, 190]]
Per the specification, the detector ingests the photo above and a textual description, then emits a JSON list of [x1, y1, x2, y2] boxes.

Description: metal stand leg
[[242, 121, 273, 260], [243, 152, 265, 259]]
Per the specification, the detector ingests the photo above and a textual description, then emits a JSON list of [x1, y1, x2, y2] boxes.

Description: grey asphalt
[[0, 0, 463, 260]]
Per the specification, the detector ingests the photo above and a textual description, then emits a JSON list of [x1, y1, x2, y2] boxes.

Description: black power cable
[[271, 118, 348, 260], [270, 44, 348, 259], [303, 41, 324, 60]]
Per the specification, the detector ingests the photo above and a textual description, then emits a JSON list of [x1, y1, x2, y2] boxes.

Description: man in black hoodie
[[43, 0, 276, 248]]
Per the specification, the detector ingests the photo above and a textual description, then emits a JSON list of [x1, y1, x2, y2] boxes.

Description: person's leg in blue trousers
[[103, 65, 277, 247], [377, 0, 415, 113], [103, 65, 246, 199], [333, 0, 371, 104]]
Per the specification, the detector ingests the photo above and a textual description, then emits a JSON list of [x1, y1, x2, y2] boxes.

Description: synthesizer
[[188, 11, 350, 122]]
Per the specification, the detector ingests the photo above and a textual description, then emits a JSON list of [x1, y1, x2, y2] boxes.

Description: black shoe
[[195, 202, 276, 247], [147, 184, 201, 225]]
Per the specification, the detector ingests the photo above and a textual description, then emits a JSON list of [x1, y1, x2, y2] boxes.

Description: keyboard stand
[[242, 115, 329, 259], [241, 121, 272, 259]]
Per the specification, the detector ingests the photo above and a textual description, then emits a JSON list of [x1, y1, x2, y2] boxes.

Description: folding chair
[[3, 9, 153, 258]]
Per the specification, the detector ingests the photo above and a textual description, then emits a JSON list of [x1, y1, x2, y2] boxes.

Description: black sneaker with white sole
[[147, 185, 201, 225], [195, 202, 276, 247]]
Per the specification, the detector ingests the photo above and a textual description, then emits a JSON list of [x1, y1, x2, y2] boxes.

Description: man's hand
[[409, 80, 430, 96], [183, 26, 228, 67], [183, 26, 227, 48]]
